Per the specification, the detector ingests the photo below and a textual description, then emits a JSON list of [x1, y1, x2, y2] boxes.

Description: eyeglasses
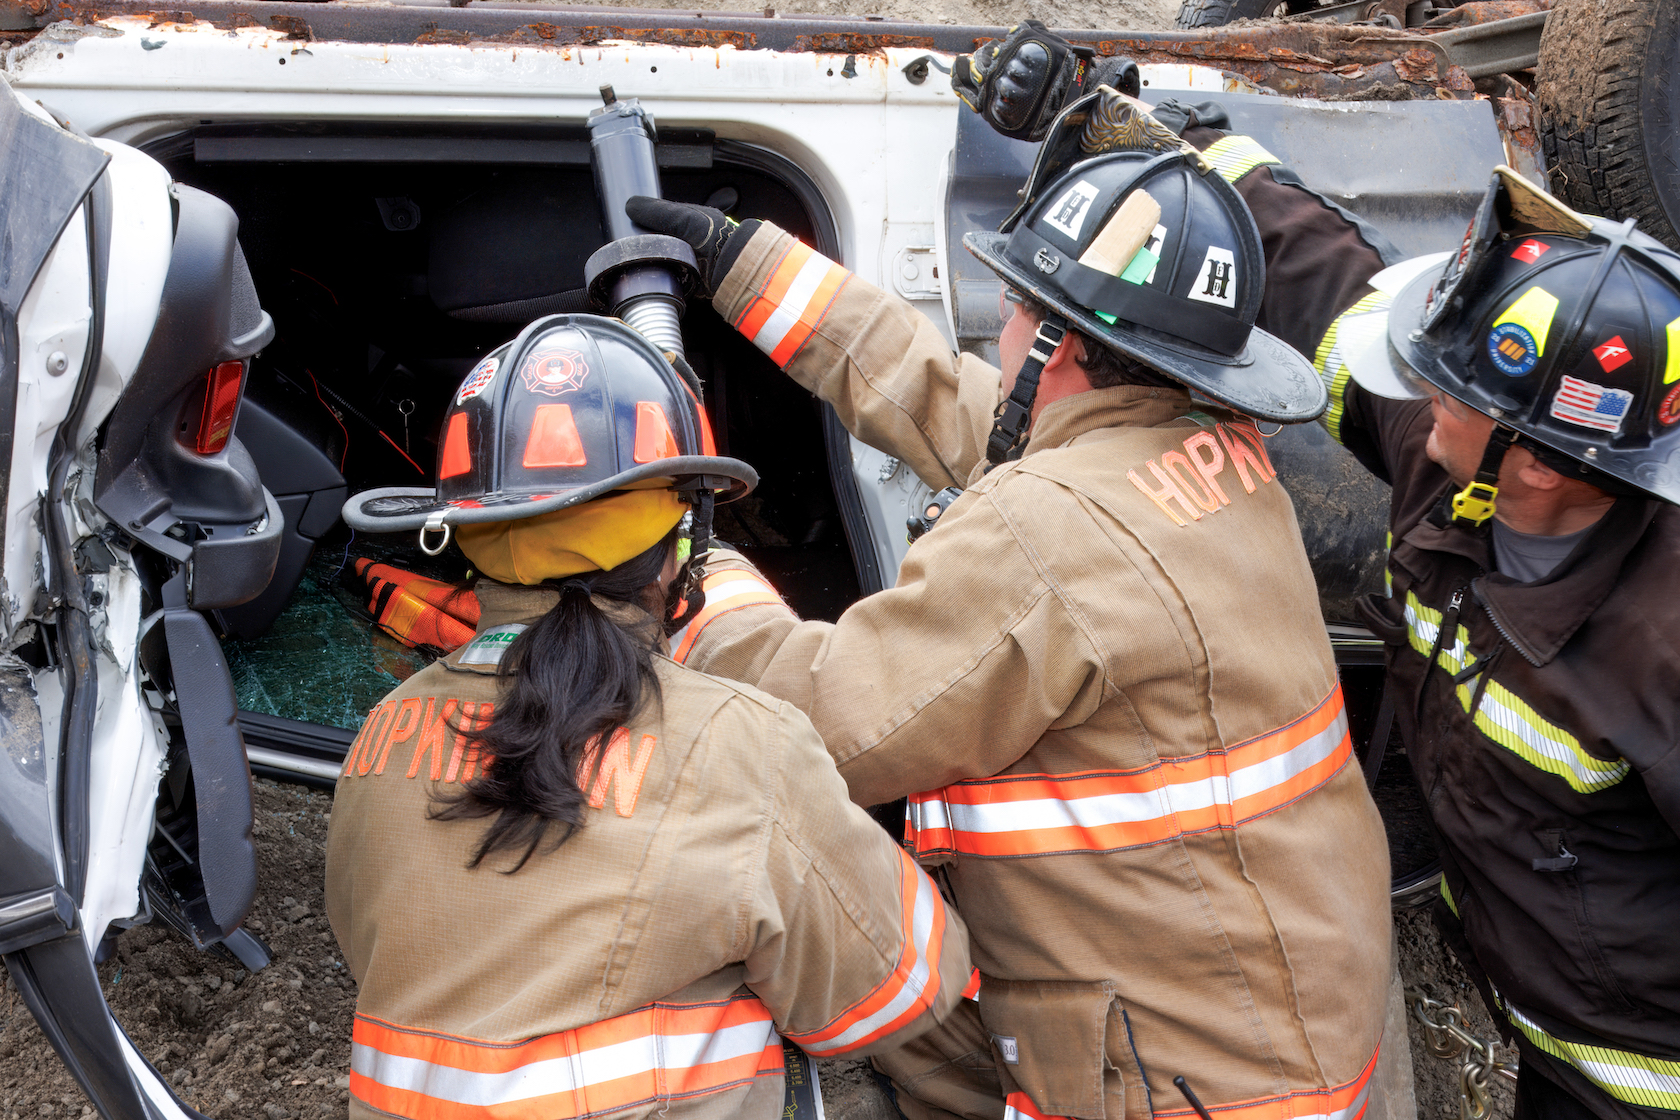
[[998, 286, 1027, 322]]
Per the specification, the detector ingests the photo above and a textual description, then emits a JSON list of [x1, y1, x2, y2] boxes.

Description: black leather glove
[[1149, 97, 1231, 136], [952, 21, 1140, 143], [625, 196, 760, 298]]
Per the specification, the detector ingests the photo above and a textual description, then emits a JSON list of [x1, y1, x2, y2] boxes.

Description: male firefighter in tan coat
[[629, 87, 1393, 1120]]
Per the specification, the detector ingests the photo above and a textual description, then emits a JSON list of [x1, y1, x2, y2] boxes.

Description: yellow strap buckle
[[1451, 480, 1499, 526]]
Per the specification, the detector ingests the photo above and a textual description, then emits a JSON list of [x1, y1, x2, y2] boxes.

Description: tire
[[1536, 0, 1680, 251]]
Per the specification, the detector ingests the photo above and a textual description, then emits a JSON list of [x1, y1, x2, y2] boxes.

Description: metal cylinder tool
[[584, 85, 700, 357]]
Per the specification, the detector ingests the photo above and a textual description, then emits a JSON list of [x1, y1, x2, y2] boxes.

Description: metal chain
[[1406, 988, 1519, 1120]]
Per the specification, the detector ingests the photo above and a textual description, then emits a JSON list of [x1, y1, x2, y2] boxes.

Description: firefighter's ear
[[1045, 329, 1083, 371], [1511, 446, 1567, 493], [1042, 330, 1095, 392]]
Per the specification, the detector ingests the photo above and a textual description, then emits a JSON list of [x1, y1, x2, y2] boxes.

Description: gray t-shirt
[[1491, 520, 1594, 583]]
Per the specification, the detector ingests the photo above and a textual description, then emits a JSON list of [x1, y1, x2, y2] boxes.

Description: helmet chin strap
[[665, 489, 715, 636], [986, 312, 1068, 467], [1451, 424, 1520, 528]]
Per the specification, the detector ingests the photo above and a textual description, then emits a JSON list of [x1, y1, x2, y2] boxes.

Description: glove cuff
[[1087, 57, 1142, 101], [713, 218, 761, 290]]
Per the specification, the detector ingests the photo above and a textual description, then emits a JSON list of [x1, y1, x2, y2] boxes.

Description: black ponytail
[[429, 529, 676, 872]]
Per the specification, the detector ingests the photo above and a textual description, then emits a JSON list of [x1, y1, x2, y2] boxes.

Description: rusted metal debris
[[793, 31, 936, 53], [267, 14, 309, 41], [1421, 0, 1551, 28], [473, 23, 756, 49], [19, 0, 1482, 102], [1071, 24, 1475, 100], [0, 0, 49, 32], [1494, 92, 1540, 165]]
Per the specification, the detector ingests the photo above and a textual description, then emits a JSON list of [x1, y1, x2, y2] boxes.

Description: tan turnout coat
[[326, 582, 971, 1120], [673, 224, 1393, 1120]]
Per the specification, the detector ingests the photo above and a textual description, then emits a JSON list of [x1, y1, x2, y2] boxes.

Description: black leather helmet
[[1379, 167, 1680, 505], [343, 314, 755, 540], [963, 92, 1324, 424]]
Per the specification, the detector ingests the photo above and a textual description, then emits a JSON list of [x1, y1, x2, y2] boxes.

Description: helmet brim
[[1337, 300, 1428, 403], [341, 455, 758, 534], [1387, 266, 1459, 400], [965, 231, 1326, 423]]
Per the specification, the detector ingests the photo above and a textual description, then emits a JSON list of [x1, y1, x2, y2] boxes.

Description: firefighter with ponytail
[[326, 314, 971, 1120]]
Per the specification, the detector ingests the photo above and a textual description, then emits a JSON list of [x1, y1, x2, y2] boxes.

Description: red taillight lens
[[196, 361, 245, 455]]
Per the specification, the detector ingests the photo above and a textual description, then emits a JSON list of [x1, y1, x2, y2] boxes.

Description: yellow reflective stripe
[[1438, 876, 1458, 917], [1315, 291, 1388, 445], [1403, 591, 1629, 794], [1203, 134, 1282, 184], [1384, 531, 1393, 598], [1665, 315, 1680, 384], [1465, 679, 1630, 793], [1497, 992, 1680, 1111], [1402, 591, 1472, 671]]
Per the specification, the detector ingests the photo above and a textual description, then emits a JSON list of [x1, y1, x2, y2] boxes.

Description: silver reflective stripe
[[1499, 995, 1680, 1110], [750, 253, 833, 355], [351, 1018, 779, 1107]]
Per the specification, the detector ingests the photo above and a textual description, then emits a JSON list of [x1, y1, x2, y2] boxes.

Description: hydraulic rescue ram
[[582, 85, 701, 358]]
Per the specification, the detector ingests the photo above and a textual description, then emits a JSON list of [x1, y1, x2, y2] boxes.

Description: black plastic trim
[[96, 184, 273, 509], [821, 405, 884, 596], [239, 710, 354, 791], [715, 139, 838, 261], [0, 654, 65, 948], [162, 609, 258, 936], [50, 171, 111, 907]]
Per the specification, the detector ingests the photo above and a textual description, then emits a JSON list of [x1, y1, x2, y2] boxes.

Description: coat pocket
[[1355, 590, 1408, 648], [977, 977, 1116, 1120]]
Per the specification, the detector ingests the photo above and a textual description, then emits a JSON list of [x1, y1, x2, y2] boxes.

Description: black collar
[[1406, 495, 1661, 666]]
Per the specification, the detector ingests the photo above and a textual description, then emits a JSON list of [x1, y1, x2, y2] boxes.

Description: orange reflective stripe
[[961, 969, 981, 1001], [349, 996, 783, 1120], [783, 847, 948, 1056], [732, 240, 850, 368], [670, 570, 789, 664], [906, 687, 1351, 858], [1002, 1049, 1377, 1120], [1005, 1091, 1064, 1120], [1154, 1045, 1377, 1120]]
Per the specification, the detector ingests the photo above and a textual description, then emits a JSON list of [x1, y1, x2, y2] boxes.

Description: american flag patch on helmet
[[1551, 374, 1633, 434]]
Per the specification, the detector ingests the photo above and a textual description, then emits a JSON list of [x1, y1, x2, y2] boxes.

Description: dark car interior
[[140, 120, 868, 722]]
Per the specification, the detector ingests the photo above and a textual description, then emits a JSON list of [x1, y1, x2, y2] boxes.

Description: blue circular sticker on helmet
[[1487, 322, 1539, 376]]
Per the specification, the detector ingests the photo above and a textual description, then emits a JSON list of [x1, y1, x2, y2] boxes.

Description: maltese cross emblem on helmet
[[521, 347, 590, 396]]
